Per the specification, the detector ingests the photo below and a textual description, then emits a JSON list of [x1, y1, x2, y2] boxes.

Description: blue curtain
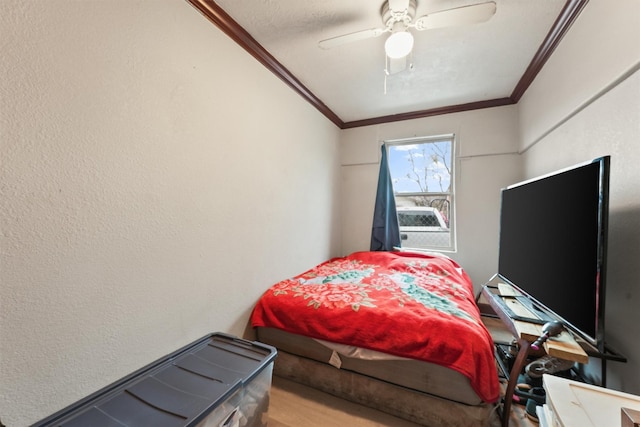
[[370, 144, 401, 251]]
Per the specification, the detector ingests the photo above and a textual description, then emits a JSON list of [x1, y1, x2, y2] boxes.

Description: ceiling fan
[[319, 0, 497, 76]]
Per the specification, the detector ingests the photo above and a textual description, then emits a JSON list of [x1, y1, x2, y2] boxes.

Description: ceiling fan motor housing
[[382, 0, 417, 29]]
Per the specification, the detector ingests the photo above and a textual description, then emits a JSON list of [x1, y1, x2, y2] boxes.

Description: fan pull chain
[[384, 54, 389, 95]]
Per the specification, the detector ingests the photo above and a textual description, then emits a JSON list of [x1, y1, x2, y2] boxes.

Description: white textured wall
[[517, 0, 640, 393], [519, 0, 640, 152], [340, 106, 522, 290], [0, 1, 341, 426]]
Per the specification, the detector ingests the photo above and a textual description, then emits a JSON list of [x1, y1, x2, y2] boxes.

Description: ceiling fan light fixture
[[385, 30, 414, 59]]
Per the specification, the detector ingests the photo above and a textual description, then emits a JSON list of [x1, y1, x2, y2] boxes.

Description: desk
[[480, 282, 588, 427]]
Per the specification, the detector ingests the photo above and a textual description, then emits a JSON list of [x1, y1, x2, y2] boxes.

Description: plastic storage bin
[[32, 333, 277, 427]]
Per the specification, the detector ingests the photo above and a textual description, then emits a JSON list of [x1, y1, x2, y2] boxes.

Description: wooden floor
[[268, 375, 422, 427]]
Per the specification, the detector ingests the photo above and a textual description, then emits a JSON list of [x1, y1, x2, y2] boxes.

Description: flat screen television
[[498, 156, 610, 349]]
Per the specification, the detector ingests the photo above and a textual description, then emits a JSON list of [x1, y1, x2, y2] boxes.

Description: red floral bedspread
[[251, 251, 499, 403]]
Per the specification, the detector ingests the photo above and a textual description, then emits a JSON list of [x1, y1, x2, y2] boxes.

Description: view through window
[[386, 135, 455, 251]]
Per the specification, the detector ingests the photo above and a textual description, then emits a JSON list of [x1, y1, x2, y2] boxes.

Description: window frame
[[385, 134, 456, 252]]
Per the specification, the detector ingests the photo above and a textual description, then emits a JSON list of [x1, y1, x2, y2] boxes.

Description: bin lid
[[32, 333, 277, 427]]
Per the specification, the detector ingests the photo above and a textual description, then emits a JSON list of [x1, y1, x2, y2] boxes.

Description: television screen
[[498, 156, 609, 346]]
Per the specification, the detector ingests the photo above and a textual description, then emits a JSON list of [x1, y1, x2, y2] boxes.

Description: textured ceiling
[[195, 0, 575, 126]]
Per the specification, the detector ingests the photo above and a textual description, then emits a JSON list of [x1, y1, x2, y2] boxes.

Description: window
[[386, 135, 455, 251]]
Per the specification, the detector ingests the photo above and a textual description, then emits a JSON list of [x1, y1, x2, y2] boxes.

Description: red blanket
[[251, 251, 499, 403]]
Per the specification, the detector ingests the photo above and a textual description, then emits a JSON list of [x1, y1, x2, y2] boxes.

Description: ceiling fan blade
[[318, 28, 387, 49], [414, 1, 497, 31]]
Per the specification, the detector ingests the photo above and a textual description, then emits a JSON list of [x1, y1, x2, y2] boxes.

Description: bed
[[250, 251, 500, 426]]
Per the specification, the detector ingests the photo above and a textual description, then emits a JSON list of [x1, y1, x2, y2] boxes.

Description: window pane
[[387, 140, 451, 194], [395, 195, 451, 226], [396, 203, 451, 249]]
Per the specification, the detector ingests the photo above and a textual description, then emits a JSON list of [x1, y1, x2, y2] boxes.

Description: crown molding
[[187, 0, 587, 129]]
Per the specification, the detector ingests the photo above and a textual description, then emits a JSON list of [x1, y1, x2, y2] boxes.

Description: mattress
[[257, 326, 483, 406]]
